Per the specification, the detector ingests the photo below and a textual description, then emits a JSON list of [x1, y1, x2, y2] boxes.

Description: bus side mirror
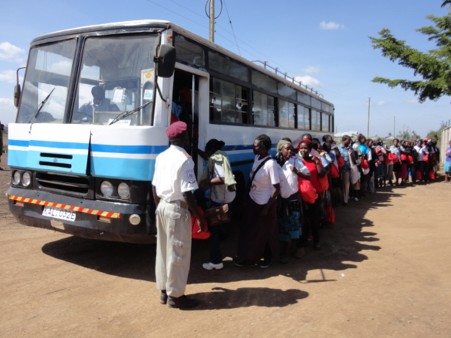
[[14, 84, 21, 108], [14, 67, 26, 108], [155, 45, 176, 78]]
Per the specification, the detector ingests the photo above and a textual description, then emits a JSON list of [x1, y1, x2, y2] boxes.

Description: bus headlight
[[100, 181, 114, 197], [129, 214, 141, 226], [12, 171, 21, 186], [117, 182, 130, 199], [22, 172, 32, 187]]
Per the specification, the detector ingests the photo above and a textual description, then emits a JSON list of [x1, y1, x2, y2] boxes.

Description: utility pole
[[367, 97, 371, 138], [209, 0, 215, 42]]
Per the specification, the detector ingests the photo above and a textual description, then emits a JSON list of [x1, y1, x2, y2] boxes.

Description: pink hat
[[166, 121, 187, 139]]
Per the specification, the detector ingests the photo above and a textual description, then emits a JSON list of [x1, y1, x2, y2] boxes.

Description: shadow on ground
[[39, 186, 415, 287]]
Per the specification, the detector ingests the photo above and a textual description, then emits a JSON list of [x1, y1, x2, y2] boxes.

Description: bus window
[[311, 109, 321, 131], [279, 100, 295, 128], [72, 35, 158, 125], [16, 40, 76, 123], [253, 90, 276, 127], [174, 34, 206, 68], [322, 112, 330, 132], [297, 104, 309, 130], [209, 51, 249, 82], [209, 78, 249, 124], [252, 70, 277, 95]]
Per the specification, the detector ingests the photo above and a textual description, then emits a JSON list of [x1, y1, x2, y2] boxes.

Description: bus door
[[172, 66, 209, 171]]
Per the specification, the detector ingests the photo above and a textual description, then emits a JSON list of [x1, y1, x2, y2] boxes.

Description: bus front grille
[[35, 172, 93, 197]]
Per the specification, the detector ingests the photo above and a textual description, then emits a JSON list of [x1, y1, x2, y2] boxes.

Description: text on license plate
[[42, 207, 76, 222]]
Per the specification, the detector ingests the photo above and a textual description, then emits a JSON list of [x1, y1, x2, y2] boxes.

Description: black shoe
[[160, 290, 168, 304], [233, 257, 253, 267], [167, 295, 199, 309], [258, 259, 271, 269]]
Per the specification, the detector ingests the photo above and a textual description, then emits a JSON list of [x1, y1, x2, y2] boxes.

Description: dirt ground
[[1, 154, 450, 338]]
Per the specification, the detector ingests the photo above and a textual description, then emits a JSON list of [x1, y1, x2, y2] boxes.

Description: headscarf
[[277, 139, 291, 153]]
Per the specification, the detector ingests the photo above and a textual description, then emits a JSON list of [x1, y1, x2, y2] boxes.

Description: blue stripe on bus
[[91, 157, 155, 181], [8, 139, 30, 147], [8, 149, 89, 174], [91, 144, 167, 154], [9, 138, 167, 155]]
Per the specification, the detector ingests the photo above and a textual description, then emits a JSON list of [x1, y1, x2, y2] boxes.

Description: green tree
[[370, 1, 451, 102]]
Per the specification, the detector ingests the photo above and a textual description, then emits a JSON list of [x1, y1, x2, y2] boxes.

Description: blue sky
[[0, 0, 449, 137]]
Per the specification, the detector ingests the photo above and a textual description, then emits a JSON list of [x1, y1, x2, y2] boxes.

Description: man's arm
[[183, 191, 208, 232], [152, 185, 160, 208]]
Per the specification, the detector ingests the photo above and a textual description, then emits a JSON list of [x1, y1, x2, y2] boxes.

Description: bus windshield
[[17, 39, 76, 123], [17, 34, 159, 126]]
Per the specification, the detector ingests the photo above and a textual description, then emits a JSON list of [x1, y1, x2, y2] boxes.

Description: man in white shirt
[[152, 121, 207, 309]]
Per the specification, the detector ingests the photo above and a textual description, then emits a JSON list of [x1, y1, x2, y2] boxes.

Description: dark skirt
[[278, 193, 302, 242], [237, 195, 279, 263]]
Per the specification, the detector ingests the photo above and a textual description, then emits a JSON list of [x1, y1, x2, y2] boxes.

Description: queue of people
[[152, 122, 445, 309], [227, 132, 443, 268]]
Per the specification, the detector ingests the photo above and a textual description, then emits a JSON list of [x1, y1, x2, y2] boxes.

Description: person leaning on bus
[[152, 121, 208, 309]]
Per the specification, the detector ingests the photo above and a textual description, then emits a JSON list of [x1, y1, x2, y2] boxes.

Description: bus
[[7, 20, 334, 244]]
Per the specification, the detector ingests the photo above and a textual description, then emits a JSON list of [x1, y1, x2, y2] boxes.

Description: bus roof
[[31, 20, 333, 107]]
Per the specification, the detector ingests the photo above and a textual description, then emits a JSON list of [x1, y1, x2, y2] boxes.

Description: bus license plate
[[42, 207, 76, 222]]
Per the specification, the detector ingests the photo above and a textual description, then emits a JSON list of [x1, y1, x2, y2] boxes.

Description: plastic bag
[[191, 208, 210, 240], [298, 177, 318, 204]]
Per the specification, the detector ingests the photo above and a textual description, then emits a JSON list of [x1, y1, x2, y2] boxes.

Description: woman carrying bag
[[296, 139, 326, 250], [275, 139, 309, 261], [234, 134, 280, 268], [199, 139, 237, 270]]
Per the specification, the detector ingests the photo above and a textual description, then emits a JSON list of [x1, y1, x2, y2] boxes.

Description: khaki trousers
[[155, 199, 192, 298]]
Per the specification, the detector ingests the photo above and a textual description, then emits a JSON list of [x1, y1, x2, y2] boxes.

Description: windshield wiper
[[28, 88, 55, 123], [108, 100, 152, 125]]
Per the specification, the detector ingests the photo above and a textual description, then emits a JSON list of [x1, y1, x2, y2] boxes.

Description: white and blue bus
[[8, 20, 334, 243]]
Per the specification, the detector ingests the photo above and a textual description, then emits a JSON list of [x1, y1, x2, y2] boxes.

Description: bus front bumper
[[7, 187, 156, 244]]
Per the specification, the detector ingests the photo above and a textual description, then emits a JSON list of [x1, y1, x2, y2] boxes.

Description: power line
[[205, 0, 223, 20], [144, 0, 285, 78], [223, 0, 241, 55], [145, 0, 206, 31]]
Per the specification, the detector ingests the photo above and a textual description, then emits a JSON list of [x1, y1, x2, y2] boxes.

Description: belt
[[162, 199, 188, 209]]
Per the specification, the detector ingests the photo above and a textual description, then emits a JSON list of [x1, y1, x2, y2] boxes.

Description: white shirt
[[249, 156, 280, 205], [152, 145, 198, 202], [294, 154, 312, 176], [414, 145, 428, 162], [280, 157, 299, 198]]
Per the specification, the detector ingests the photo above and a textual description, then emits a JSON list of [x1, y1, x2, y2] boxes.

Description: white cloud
[[0, 70, 17, 84], [304, 66, 320, 74], [294, 75, 321, 88], [0, 42, 25, 62], [320, 21, 344, 30]]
